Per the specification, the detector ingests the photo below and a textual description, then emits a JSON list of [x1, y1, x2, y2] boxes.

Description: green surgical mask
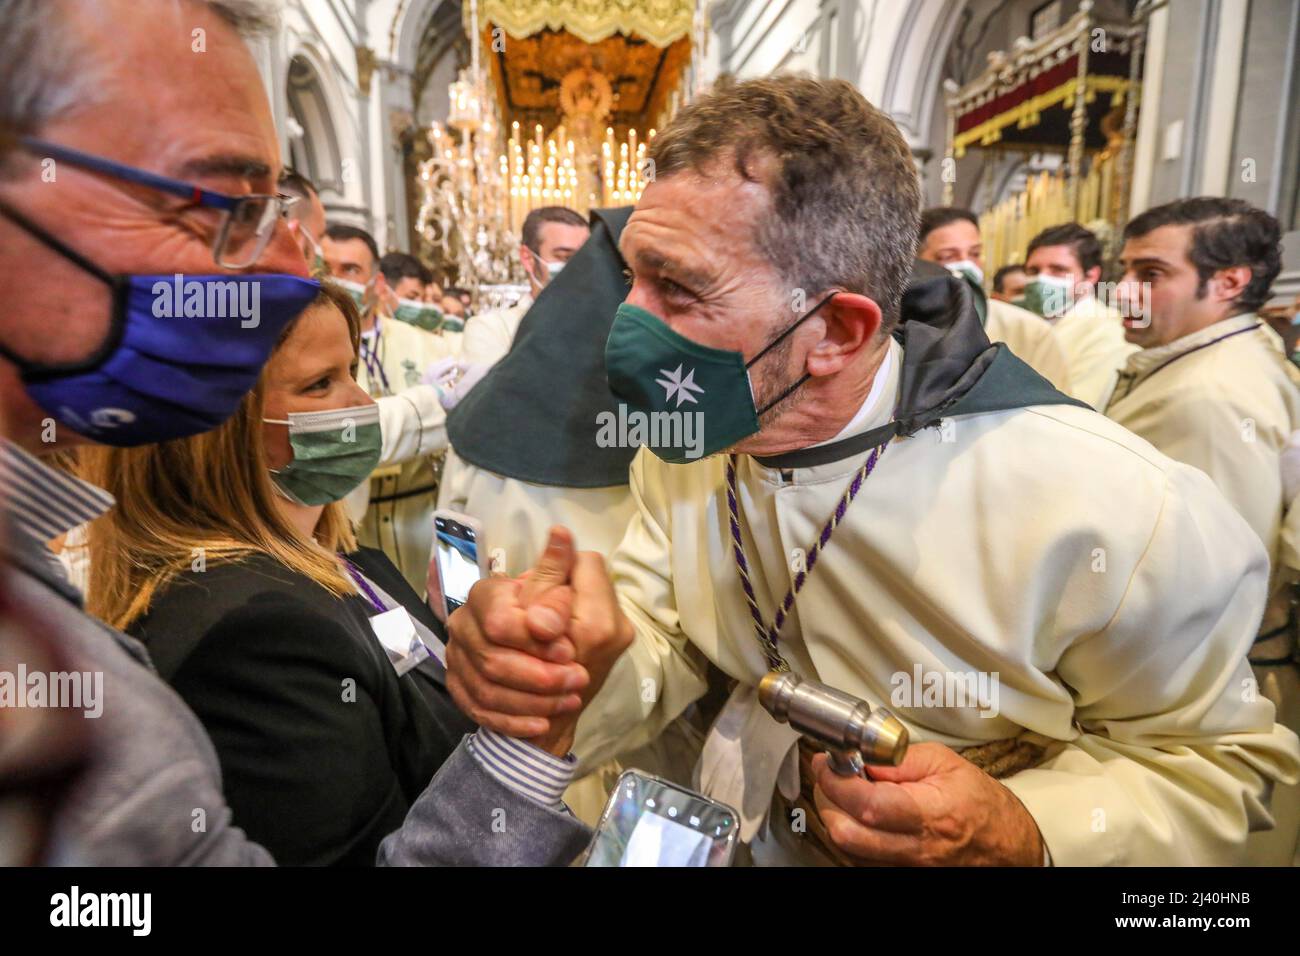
[[301, 231, 329, 280], [946, 260, 984, 288], [335, 277, 375, 311], [392, 297, 445, 332], [264, 402, 382, 505], [525, 245, 564, 288], [604, 295, 833, 464], [1020, 274, 1075, 319]]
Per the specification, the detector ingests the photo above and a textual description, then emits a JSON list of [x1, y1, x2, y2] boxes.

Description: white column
[[1129, 3, 1168, 216], [1199, 0, 1249, 195]]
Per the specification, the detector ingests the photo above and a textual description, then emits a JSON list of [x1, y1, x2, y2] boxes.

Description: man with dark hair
[[521, 206, 590, 291], [917, 206, 1069, 389], [323, 224, 385, 316], [446, 75, 1299, 866], [379, 251, 430, 301], [459, 206, 590, 368], [991, 263, 1028, 302], [918, 205, 979, 239], [1024, 221, 1135, 406], [320, 221, 460, 591], [1104, 197, 1300, 863]]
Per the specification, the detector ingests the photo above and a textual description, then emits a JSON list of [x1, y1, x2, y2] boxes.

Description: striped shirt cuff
[[466, 729, 577, 808]]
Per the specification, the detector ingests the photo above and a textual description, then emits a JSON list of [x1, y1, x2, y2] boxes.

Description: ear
[[1210, 264, 1253, 304], [1083, 265, 1103, 288], [805, 292, 882, 378]]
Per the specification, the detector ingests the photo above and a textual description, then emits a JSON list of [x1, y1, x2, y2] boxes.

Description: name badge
[[369, 607, 430, 676]]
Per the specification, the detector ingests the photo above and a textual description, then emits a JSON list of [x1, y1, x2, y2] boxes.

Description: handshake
[[445, 527, 1047, 866], [445, 527, 635, 756]]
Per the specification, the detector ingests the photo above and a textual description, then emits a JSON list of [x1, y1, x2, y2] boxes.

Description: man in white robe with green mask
[[1021, 222, 1136, 408], [916, 206, 1070, 392], [443, 75, 1300, 866]]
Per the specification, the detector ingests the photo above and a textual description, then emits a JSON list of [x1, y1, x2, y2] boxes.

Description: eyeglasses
[[19, 136, 299, 269]]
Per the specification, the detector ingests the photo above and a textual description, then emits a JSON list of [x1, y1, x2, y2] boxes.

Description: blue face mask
[[0, 200, 319, 446]]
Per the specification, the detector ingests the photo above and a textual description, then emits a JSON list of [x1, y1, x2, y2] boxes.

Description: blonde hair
[[82, 284, 363, 631]]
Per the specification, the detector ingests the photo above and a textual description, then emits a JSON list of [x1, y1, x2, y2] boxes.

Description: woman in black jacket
[[81, 282, 474, 865]]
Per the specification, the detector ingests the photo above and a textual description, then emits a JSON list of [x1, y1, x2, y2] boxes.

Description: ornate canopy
[[469, 0, 695, 48], [947, 9, 1141, 159]]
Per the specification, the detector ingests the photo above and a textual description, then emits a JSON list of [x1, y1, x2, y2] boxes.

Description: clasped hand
[[445, 526, 633, 756]]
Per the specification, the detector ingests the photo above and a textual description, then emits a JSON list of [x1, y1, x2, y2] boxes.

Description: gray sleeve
[[377, 738, 592, 867], [69, 757, 277, 867]]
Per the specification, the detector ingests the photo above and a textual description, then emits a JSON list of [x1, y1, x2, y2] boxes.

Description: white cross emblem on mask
[[656, 364, 705, 407]]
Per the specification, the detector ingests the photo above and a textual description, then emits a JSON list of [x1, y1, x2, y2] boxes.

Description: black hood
[[755, 262, 1087, 469], [446, 206, 637, 488], [449, 244, 1086, 483]]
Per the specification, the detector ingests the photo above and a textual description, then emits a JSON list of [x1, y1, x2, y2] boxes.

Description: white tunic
[[1050, 295, 1138, 408], [574, 336, 1300, 865], [985, 298, 1071, 392], [458, 296, 533, 369], [349, 317, 460, 591], [1105, 313, 1300, 864]]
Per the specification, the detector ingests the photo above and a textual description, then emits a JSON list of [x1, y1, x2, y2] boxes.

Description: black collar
[[752, 269, 1090, 470], [754, 420, 901, 469]]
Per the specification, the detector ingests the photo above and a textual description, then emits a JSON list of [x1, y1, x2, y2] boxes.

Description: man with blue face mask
[[458, 206, 590, 369], [0, 0, 591, 868], [447, 74, 1300, 867]]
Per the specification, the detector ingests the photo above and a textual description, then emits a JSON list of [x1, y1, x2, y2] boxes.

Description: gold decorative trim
[[356, 45, 377, 96], [471, 0, 694, 48], [953, 75, 1129, 157]]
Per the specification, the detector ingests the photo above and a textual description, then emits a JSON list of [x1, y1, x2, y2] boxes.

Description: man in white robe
[[1105, 196, 1300, 864], [917, 206, 1070, 391], [458, 206, 590, 370], [443, 76, 1300, 866], [1022, 222, 1137, 408]]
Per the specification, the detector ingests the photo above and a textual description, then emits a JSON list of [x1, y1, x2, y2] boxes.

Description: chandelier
[[416, 0, 520, 308], [416, 0, 660, 307]]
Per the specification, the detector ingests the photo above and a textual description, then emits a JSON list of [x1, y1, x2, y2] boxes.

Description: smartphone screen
[[434, 514, 481, 614], [585, 771, 738, 867]]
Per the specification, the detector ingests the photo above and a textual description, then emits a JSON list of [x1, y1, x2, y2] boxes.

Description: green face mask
[[264, 403, 382, 505], [1019, 274, 1074, 318], [335, 277, 375, 312], [604, 295, 832, 464], [392, 297, 445, 332]]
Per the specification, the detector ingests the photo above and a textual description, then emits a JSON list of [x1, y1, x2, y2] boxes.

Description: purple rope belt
[[726, 435, 890, 672]]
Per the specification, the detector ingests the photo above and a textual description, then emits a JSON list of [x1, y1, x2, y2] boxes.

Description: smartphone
[[432, 510, 486, 618], [583, 770, 740, 867]]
